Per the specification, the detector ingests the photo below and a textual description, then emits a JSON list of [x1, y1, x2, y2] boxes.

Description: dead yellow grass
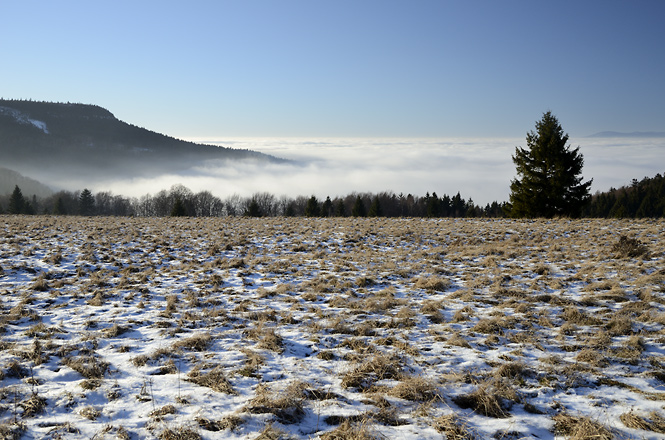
[[1, 216, 664, 439], [552, 413, 615, 439]]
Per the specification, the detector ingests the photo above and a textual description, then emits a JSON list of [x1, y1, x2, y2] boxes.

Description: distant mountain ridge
[[0, 99, 283, 180], [587, 131, 665, 138], [0, 167, 52, 197]]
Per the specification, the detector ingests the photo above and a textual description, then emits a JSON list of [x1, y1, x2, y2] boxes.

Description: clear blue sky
[[2, 0, 664, 138]]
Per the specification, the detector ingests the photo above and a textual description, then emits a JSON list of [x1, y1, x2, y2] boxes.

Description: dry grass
[[186, 365, 236, 394], [492, 361, 532, 381], [612, 235, 650, 259], [102, 322, 129, 338], [387, 375, 440, 401], [413, 275, 451, 292], [318, 420, 385, 440], [432, 414, 477, 439], [196, 414, 245, 432], [171, 333, 213, 351], [341, 354, 403, 390], [150, 404, 177, 418], [20, 392, 47, 417], [576, 348, 609, 368], [0, 422, 27, 440], [561, 306, 601, 326], [79, 405, 102, 420], [244, 324, 285, 353], [253, 424, 297, 440], [1, 216, 664, 439], [552, 413, 615, 439], [158, 425, 202, 440], [447, 332, 472, 348], [452, 379, 517, 418], [605, 315, 633, 336], [620, 410, 665, 433], [63, 354, 109, 379], [245, 382, 306, 424], [472, 317, 512, 335]]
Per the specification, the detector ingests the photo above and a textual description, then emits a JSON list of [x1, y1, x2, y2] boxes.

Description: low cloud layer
[[46, 137, 664, 206]]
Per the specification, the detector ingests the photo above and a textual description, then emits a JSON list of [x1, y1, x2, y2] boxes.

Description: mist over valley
[[1, 100, 663, 209]]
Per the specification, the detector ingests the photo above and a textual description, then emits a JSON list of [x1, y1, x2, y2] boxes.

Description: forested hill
[[584, 173, 665, 218], [0, 99, 283, 177], [0, 167, 52, 198]]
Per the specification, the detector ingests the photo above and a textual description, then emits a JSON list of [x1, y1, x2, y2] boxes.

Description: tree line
[[0, 183, 506, 218], [583, 173, 665, 218], [2, 174, 663, 219]]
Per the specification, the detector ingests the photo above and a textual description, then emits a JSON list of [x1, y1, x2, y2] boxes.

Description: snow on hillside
[[0, 216, 663, 439], [28, 119, 49, 134], [0, 106, 49, 134]]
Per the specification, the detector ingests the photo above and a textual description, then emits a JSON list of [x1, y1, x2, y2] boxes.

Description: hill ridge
[[587, 131, 665, 138], [0, 99, 283, 181]]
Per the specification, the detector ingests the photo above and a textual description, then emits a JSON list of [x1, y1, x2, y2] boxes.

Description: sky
[[1, 1, 664, 205], [2, 0, 664, 139]]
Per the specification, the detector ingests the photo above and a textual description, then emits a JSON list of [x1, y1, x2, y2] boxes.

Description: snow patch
[[0, 105, 49, 134], [28, 118, 49, 133]]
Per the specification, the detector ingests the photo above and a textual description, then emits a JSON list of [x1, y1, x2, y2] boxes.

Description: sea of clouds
[[89, 137, 663, 206]]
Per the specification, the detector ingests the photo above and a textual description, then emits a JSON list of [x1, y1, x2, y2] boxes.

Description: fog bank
[[46, 137, 665, 205]]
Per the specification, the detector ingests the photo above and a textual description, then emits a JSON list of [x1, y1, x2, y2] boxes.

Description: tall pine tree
[[79, 189, 96, 216], [352, 196, 366, 217], [509, 111, 592, 218], [8, 185, 25, 214], [368, 196, 382, 217], [171, 197, 187, 217], [304, 196, 320, 217]]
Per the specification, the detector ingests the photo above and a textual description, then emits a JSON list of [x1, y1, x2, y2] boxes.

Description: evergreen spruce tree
[[321, 196, 333, 217], [304, 196, 320, 217], [54, 197, 66, 215], [351, 196, 366, 217], [451, 192, 466, 217], [171, 197, 187, 217], [425, 192, 440, 217], [24, 200, 35, 215], [8, 185, 25, 214], [334, 199, 346, 217], [368, 196, 382, 217], [245, 198, 262, 217], [509, 111, 592, 218], [30, 195, 39, 215], [79, 189, 96, 216]]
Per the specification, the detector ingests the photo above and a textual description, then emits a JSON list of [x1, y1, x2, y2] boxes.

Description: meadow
[[0, 215, 663, 439]]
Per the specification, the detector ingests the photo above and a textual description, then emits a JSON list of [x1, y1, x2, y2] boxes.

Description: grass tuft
[[452, 379, 517, 418], [552, 412, 615, 439], [20, 392, 47, 417], [187, 365, 236, 394], [171, 333, 212, 352], [319, 420, 385, 440], [246, 382, 306, 425], [64, 354, 109, 379], [612, 235, 650, 259], [619, 410, 665, 433], [387, 375, 440, 401], [432, 414, 477, 439], [158, 425, 202, 440], [341, 354, 403, 390]]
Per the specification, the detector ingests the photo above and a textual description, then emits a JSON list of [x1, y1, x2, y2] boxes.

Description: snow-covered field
[[0, 216, 664, 440]]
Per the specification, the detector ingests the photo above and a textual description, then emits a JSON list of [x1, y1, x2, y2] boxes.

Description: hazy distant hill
[[587, 131, 665, 138], [0, 167, 53, 197], [0, 100, 283, 180]]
